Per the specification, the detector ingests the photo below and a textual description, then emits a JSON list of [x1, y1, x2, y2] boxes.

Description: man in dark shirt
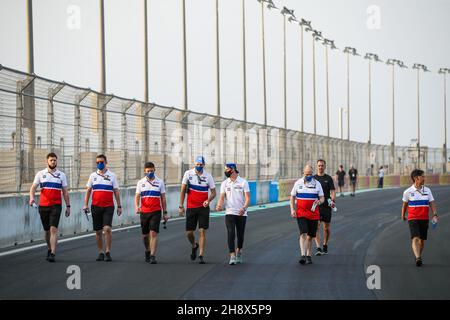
[[348, 164, 358, 197], [314, 159, 336, 255], [335, 165, 346, 197]]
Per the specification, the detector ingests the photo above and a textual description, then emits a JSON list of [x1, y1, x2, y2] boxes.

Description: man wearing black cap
[[179, 156, 216, 264], [216, 163, 250, 265]]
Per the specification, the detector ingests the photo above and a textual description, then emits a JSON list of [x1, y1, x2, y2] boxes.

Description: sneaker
[[190, 243, 199, 261], [48, 253, 56, 263], [150, 255, 157, 264], [340, 193, 344, 197], [145, 251, 150, 263], [199, 256, 206, 264], [236, 253, 242, 264], [299, 256, 306, 265], [306, 256, 313, 264], [322, 245, 328, 255], [46, 249, 51, 261], [229, 255, 236, 265], [315, 248, 323, 256], [96, 253, 105, 261], [105, 252, 112, 262], [416, 257, 423, 267]]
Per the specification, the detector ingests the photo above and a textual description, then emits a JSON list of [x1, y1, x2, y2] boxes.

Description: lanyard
[[96, 170, 111, 181], [47, 169, 61, 182]]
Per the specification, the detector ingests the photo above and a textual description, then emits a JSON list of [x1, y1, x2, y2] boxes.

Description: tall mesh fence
[[0, 65, 448, 194]]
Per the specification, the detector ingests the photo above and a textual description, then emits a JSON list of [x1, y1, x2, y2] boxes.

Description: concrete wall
[[1, 175, 449, 249]]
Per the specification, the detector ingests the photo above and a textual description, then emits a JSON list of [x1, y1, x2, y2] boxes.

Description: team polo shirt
[[136, 176, 166, 214], [220, 176, 250, 216], [182, 169, 216, 209], [402, 185, 434, 221], [33, 168, 68, 206], [86, 170, 118, 207], [290, 178, 324, 220]]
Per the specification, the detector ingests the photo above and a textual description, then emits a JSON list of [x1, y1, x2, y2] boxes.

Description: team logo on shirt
[[142, 184, 146, 187], [43, 175, 46, 178], [227, 187, 231, 192], [189, 176, 192, 180], [94, 178, 97, 181]]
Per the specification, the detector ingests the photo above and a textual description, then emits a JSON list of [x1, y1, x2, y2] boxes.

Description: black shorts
[[409, 220, 429, 240], [140, 211, 162, 234], [297, 217, 318, 237], [338, 180, 345, 187], [186, 206, 210, 231], [91, 205, 114, 231], [39, 205, 62, 231], [319, 206, 332, 223], [350, 180, 357, 186]]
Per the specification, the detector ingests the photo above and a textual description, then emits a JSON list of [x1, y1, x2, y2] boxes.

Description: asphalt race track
[[1, 186, 449, 300]]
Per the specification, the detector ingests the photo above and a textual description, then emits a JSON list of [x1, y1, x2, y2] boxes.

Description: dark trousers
[[225, 214, 247, 253], [378, 177, 384, 188]]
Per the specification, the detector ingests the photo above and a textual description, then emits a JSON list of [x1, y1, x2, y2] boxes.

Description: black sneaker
[[306, 256, 313, 264], [145, 251, 151, 263], [323, 245, 328, 255], [105, 252, 112, 262], [199, 256, 206, 264], [150, 255, 157, 264], [46, 249, 51, 261], [315, 248, 323, 256], [96, 253, 105, 261], [48, 253, 56, 263], [416, 257, 423, 267], [299, 256, 306, 265], [190, 243, 199, 261]]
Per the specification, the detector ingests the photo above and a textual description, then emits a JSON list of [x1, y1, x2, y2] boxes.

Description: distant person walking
[[378, 166, 385, 188], [335, 165, 346, 197], [348, 165, 358, 197]]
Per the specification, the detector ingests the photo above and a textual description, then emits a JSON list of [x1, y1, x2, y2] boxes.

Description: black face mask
[[224, 171, 232, 178]]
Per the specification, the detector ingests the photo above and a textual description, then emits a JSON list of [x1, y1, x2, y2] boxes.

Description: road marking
[[0, 187, 393, 258]]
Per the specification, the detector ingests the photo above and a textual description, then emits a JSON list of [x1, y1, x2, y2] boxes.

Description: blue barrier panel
[[269, 181, 279, 202], [248, 181, 257, 206]]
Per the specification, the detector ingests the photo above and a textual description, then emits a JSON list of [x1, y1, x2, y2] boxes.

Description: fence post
[[16, 81, 24, 193], [121, 101, 135, 187]]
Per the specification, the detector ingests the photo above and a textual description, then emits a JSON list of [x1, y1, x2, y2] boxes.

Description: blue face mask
[[195, 166, 204, 173], [146, 172, 155, 179], [305, 175, 313, 182], [97, 162, 105, 170]]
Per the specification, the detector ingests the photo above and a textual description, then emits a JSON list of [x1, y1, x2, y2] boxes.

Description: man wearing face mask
[[290, 165, 325, 265], [83, 154, 122, 262], [135, 162, 168, 264], [29, 153, 71, 263], [179, 156, 216, 264], [216, 163, 250, 265]]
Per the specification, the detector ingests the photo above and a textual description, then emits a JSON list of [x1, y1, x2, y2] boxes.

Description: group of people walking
[[29, 153, 438, 267]]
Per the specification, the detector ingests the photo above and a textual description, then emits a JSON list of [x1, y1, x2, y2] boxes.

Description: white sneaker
[[236, 253, 242, 264], [229, 255, 236, 265]]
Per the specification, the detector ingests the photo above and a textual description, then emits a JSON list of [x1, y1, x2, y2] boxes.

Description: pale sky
[[0, 0, 449, 148]]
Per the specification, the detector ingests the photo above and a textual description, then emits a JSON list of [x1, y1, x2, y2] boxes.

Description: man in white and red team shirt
[[402, 169, 438, 267], [29, 152, 71, 263], [290, 164, 325, 266], [83, 154, 122, 262], [135, 162, 168, 264], [179, 156, 216, 264]]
